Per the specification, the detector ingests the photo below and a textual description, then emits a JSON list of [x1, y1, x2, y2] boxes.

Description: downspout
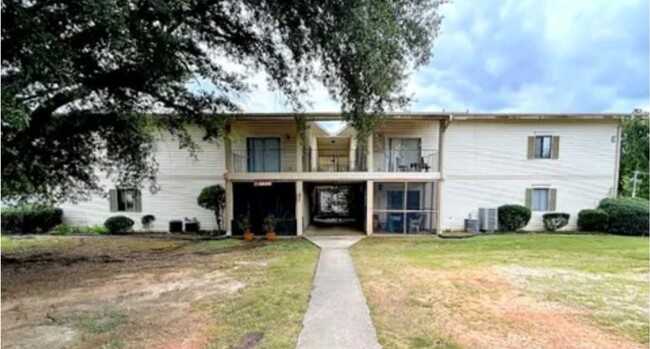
[[436, 114, 452, 235], [612, 120, 623, 198]]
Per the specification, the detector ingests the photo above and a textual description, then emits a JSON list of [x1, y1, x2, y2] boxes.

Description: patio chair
[[409, 215, 423, 233], [395, 156, 407, 172], [419, 156, 431, 172]]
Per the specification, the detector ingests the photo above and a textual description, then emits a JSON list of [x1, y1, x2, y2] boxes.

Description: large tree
[[619, 110, 649, 199], [2, 0, 443, 202]]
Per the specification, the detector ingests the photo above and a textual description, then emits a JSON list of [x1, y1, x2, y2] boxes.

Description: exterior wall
[[60, 127, 227, 230], [229, 120, 298, 172], [372, 120, 440, 172], [440, 119, 620, 231]]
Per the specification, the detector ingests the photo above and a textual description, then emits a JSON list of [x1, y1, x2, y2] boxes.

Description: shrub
[[84, 225, 109, 235], [577, 209, 609, 232], [263, 215, 277, 233], [104, 216, 135, 234], [141, 214, 156, 228], [542, 212, 570, 231], [1, 205, 63, 234], [197, 185, 226, 231], [53, 223, 74, 235], [597, 197, 649, 236], [236, 215, 251, 232], [497, 205, 532, 232]]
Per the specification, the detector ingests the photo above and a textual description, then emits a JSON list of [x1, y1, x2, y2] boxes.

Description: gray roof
[[227, 111, 629, 121]]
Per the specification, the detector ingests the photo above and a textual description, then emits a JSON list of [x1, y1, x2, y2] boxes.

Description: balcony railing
[[231, 148, 297, 173], [305, 148, 367, 172], [374, 149, 439, 172], [230, 148, 439, 173]]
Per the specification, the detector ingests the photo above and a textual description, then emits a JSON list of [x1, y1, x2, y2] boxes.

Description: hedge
[[597, 197, 649, 236], [1, 206, 63, 234], [577, 209, 609, 232], [542, 212, 570, 231], [104, 216, 135, 234], [498, 204, 532, 232]]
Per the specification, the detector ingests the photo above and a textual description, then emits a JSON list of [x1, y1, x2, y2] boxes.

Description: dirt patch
[[2, 236, 250, 349], [363, 266, 645, 349], [234, 332, 264, 349], [2, 325, 77, 349]]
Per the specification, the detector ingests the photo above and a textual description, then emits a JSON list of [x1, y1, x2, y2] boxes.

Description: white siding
[[440, 119, 619, 231], [60, 126, 226, 231]]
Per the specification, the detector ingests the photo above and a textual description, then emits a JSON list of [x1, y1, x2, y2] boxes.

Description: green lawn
[[351, 234, 649, 349]]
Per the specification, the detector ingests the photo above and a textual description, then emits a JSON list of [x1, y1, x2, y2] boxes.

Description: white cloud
[[193, 0, 648, 113]]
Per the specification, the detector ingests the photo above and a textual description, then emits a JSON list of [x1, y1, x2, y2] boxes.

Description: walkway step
[[297, 236, 381, 349]]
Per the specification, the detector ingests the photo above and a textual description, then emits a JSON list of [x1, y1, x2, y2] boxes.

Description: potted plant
[[237, 215, 253, 241], [263, 215, 277, 241]]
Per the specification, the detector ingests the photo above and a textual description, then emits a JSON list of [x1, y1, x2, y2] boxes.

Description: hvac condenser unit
[[478, 208, 498, 233]]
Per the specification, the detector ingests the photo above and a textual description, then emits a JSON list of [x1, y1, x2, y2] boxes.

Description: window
[[247, 137, 281, 172], [534, 136, 552, 159], [117, 189, 138, 212], [532, 188, 550, 211], [110, 188, 140, 212]]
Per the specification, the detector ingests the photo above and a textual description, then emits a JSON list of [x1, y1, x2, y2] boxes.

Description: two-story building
[[60, 112, 624, 235]]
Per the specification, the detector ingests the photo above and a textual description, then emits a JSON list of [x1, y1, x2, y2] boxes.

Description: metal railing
[[374, 149, 439, 172], [229, 147, 438, 173], [231, 148, 297, 173], [305, 148, 368, 172]]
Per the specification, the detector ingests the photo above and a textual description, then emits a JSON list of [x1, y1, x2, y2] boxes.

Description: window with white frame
[[532, 188, 550, 211], [534, 135, 552, 159]]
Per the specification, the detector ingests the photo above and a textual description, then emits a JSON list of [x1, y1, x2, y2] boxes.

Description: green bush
[[577, 209, 609, 232], [197, 185, 226, 231], [104, 216, 135, 234], [498, 205, 532, 232], [1, 205, 64, 234], [85, 225, 109, 235], [542, 212, 570, 231], [597, 197, 649, 236], [53, 223, 74, 235]]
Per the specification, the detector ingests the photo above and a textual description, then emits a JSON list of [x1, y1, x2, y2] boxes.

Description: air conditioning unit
[[478, 208, 498, 233]]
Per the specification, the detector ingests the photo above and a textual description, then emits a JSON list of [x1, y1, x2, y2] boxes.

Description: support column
[[296, 181, 304, 236], [366, 180, 374, 235], [296, 139, 303, 172], [366, 134, 373, 172], [225, 180, 234, 236]]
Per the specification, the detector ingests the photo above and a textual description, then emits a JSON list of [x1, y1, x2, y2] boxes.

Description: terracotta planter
[[243, 230, 254, 241], [265, 231, 276, 241]]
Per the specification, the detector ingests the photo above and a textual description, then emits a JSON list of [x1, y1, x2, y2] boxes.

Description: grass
[[204, 239, 318, 348], [351, 234, 649, 348], [1, 235, 74, 253], [2, 235, 319, 349]]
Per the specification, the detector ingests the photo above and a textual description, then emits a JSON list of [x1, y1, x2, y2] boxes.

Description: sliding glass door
[[389, 138, 421, 171], [247, 137, 281, 172]]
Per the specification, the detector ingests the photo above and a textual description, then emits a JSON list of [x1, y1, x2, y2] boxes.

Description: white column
[[349, 137, 356, 171], [366, 134, 374, 172], [366, 180, 374, 235], [225, 180, 234, 236], [296, 181, 304, 236], [296, 137, 303, 172]]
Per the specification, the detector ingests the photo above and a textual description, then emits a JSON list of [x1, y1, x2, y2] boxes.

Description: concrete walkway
[[296, 235, 381, 349]]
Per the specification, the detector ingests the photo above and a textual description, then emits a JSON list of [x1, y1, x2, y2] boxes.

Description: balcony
[[373, 149, 439, 172], [229, 148, 439, 175], [305, 148, 368, 172], [231, 148, 297, 173]]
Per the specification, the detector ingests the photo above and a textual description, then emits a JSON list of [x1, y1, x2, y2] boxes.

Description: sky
[[193, 0, 649, 118]]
